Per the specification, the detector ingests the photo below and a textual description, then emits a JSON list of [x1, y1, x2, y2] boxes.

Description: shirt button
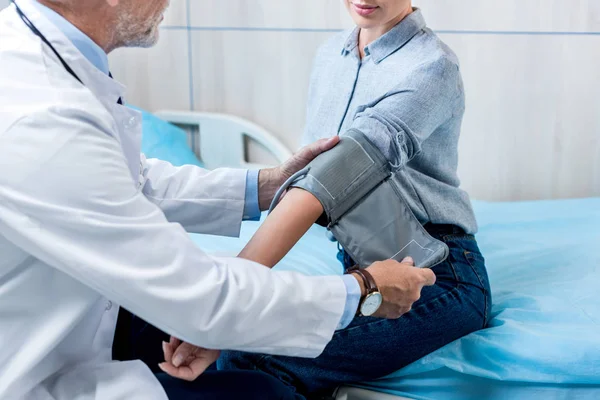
[[105, 301, 113, 311], [124, 117, 136, 128]]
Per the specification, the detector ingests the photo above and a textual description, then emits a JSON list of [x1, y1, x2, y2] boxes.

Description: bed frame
[[334, 387, 412, 400], [155, 110, 412, 400], [155, 110, 293, 170]]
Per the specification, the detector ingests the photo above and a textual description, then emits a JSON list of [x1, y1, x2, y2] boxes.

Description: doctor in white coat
[[0, 0, 436, 399]]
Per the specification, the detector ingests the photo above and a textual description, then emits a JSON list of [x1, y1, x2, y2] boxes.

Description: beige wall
[[109, 1, 598, 201]]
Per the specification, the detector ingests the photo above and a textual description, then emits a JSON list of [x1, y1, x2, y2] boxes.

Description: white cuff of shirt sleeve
[[337, 274, 361, 330]]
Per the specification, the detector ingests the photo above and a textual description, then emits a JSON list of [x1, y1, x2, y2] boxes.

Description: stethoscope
[[11, 0, 82, 84], [11, 0, 123, 104]]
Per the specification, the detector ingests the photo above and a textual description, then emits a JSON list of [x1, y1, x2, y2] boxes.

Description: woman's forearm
[[238, 188, 324, 268]]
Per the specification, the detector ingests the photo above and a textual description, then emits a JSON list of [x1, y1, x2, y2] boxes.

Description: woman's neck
[[358, 7, 414, 59]]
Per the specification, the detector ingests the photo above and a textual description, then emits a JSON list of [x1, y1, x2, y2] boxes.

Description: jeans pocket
[[463, 250, 491, 328], [463, 251, 486, 288]]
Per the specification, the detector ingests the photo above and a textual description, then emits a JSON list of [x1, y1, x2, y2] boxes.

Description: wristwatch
[[346, 265, 383, 317]]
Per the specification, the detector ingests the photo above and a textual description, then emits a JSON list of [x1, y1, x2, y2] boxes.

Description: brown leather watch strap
[[347, 265, 378, 295], [359, 268, 378, 294]]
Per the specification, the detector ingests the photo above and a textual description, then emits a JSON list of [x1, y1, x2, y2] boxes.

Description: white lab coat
[[0, 1, 346, 399]]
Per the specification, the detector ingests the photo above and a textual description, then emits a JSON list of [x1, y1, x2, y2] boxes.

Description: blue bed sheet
[[189, 198, 600, 399]]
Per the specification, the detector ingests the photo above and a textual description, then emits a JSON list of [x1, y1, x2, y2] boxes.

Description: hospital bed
[[144, 109, 600, 400]]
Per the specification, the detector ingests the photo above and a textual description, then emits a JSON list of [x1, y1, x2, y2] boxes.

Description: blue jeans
[[156, 371, 301, 400], [218, 224, 492, 398]]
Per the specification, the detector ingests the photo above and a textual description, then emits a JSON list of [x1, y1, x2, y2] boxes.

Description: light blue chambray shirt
[[304, 9, 478, 235], [30, 1, 361, 329]]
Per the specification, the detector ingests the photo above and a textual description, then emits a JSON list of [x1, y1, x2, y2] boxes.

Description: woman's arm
[[238, 188, 323, 268]]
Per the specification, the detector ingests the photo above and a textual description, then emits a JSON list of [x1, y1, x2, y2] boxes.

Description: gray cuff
[[291, 129, 390, 224]]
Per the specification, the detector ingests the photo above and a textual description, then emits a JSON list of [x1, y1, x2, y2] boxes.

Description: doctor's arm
[[140, 157, 248, 237], [141, 138, 340, 237], [0, 108, 348, 357]]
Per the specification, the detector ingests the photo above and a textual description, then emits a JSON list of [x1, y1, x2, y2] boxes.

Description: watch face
[[360, 292, 383, 316]]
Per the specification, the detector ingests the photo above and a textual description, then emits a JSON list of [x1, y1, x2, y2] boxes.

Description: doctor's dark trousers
[[112, 310, 302, 400]]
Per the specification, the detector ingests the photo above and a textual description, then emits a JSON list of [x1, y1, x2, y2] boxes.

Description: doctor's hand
[[362, 257, 437, 319], [158, 336, 220, 381], [258, 136, 340, 211]]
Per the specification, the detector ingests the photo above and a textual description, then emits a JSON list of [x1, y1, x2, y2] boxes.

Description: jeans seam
[[463, 250, 489, 328], [484, 292, 489, 327], [251, 354, 270, 370], [463, 251, 485, 287], [443, 253, 460, 283]]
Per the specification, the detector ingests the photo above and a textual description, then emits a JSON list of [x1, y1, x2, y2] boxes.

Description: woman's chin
[[349, 13, 384, 29], [352, 15, 380, 29], [354, 20, 382, 30]]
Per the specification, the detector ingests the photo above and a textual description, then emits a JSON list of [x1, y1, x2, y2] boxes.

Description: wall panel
[[110, 0, 600, 201]]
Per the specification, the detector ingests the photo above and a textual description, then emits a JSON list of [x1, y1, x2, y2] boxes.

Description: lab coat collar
[[14, 0, 126, 106], [29, 0, 110, 75]]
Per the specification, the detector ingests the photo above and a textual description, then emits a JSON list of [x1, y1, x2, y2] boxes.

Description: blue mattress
[[190, 198, 600, 399]]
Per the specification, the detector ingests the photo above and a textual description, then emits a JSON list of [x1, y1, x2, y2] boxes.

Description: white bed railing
[[155, 110, 293, 170]]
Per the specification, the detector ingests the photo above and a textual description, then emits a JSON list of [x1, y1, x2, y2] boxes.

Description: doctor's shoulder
[[0, 53, 118, 138], [0, 79, 118, 141], [0, 67, 120, 188], [0, 10, 117, 131]]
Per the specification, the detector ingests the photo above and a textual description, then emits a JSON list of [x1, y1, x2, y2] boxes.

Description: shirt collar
[[30, 0, 110, 75], [342, 8, 427, 64]]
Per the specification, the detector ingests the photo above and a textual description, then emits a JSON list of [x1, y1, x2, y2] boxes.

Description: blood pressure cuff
[[272, 129, 449, 269]]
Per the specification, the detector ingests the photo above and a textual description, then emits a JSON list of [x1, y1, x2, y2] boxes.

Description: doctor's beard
[[115, 7, 164, 48]]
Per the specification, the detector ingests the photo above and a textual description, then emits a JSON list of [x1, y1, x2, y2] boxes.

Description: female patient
[[220, 0, 492, 396], [171, 1, 492, 398]]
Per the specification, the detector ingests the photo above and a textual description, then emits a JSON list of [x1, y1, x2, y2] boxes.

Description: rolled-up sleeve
[[350, 57, 462, 168]]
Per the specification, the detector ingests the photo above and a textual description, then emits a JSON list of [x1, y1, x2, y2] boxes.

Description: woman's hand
[[366, 257, 437, 319], [158, 336, 220, 381]]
